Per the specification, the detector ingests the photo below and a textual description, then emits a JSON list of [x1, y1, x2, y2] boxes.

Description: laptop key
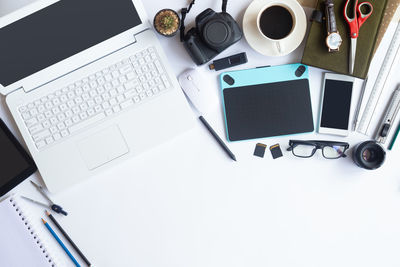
[[50, 117, 58, 125], [32, 129, 51, 141], [124, 90, 136, 99], [105, 74, 112, 82], [120, 65, 133, 74], [80, 112, 88, 120], [69, 113, 106, 134], [109, 98, 117, 106], [37, 114, 46, 121], [117, 95, 125, 103], [113, 106, 121, 113], [112, 70, 119, 78], [94, 106, 102, 113], [43, 121, 51, 128], [105, 109, 113, 116], [50, 126, 58, 134], [120, 99, 134, 109], [29, 124, 44, 134], [97, 77, 105, 85], [87, 109, 95, 116], [25, 117, 38, 127], [45, 136, 54, 145], [36, 140, 46, 149], [126, 72, 136, 81], [119, 76, 127, 84], [61, 130, 69, 137], [53, 133, 62, 141], [72, 116, 80, 123]]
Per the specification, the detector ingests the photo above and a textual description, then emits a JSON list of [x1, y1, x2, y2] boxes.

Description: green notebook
[[301, 0, 389, 79]]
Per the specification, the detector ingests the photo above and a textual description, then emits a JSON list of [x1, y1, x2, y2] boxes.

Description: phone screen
[[320, 79, 353, 130]]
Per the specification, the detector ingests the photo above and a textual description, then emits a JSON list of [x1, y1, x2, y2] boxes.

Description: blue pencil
[[42, 218, 81, 267]]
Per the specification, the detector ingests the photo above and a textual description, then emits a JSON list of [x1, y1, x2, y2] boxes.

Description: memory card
[[254, 143, 267, 158], [270, 144, 283, 159]]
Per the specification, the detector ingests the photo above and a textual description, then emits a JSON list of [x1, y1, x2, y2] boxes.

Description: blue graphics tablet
[[220, 64, 314, 141]]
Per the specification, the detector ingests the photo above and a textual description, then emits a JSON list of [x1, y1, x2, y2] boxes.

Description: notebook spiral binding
[[9, 197, 58, 267]]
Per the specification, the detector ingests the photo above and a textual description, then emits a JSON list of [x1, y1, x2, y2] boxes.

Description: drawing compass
[[21, 181, 68, 216]]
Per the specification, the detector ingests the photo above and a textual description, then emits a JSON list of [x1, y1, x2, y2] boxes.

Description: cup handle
[[275, 41, 284, 54]]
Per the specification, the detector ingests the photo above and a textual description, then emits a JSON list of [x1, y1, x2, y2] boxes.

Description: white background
[[1, 0, 400, 266]]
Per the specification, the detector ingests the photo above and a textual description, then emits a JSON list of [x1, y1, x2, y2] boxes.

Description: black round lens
[[353, 141, 386, 170], [362, 149, 372, 161]]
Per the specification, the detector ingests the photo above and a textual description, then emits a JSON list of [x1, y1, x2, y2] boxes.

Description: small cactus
[[154, 9, 180, 37], [161, 15, 175, 30]]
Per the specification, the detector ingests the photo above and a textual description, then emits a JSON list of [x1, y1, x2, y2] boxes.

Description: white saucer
[[243, 0, 307, 57]]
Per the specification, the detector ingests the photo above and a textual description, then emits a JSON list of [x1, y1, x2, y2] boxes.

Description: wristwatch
[[325, 0, 342, 52]]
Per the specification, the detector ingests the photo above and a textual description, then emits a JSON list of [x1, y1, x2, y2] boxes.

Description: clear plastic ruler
[[375, 87, 400, 144], [357, 22, 400, 135]]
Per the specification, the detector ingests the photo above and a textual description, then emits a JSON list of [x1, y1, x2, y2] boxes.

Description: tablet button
[[223, 75, 235, 86], [295, 65, 306, 77]]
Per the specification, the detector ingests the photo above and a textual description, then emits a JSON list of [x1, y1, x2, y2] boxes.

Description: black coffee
[[259, 6, 293, 40]]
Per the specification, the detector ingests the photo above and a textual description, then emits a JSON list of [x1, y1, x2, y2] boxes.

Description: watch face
[[327, 33, 342, 50]]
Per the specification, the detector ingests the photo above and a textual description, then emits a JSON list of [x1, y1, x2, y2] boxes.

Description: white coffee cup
[[256, 3, 296, 54]]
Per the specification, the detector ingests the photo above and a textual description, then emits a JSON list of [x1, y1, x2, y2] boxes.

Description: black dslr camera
[[180, 0, 243, 65]]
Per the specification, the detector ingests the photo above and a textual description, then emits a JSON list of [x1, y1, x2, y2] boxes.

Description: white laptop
[[0, 0, 194, 192]]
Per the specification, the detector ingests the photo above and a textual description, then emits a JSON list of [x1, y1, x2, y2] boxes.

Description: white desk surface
[[1, 0, 400, 266]]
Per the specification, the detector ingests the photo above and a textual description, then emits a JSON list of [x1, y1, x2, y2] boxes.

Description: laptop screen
[[0, 0, 142, 87]]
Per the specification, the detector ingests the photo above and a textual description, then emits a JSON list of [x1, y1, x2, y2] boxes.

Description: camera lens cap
[[203, 19, 231, 48]]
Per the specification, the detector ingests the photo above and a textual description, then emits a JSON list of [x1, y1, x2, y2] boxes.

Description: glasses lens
[[323, 145, 346, 159], [292, 144, 315, 157]]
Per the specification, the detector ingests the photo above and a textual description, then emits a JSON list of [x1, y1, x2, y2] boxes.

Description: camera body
[[183, 8, 242, 65]]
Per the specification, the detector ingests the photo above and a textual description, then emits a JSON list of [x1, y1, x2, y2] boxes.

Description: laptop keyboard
[[18, 46, 172, 150]]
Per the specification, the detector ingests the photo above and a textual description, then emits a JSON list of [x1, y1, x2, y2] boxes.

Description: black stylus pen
[[199, 116, 236, 161]]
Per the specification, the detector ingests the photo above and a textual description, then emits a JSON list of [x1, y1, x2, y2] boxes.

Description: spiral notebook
[[0, 196, 59, 267]]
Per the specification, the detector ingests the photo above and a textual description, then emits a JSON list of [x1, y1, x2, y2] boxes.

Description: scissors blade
[[21, 196, 50, 209], [350, 38, 357, 74], [30, 180, 54, 205]]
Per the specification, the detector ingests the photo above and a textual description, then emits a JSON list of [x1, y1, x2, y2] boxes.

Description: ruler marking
[[357, 23, 400, 135]]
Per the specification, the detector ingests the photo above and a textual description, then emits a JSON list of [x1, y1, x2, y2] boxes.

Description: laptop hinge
[[12, 87, 23, 95], [134, 28, 149, 37], [0, 84, 22, 96]]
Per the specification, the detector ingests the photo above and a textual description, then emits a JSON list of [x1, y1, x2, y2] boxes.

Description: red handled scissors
[[344, 0, 373, 74]]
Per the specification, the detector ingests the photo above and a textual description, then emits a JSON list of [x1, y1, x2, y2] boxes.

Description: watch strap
[[325, 0, 337, 33]]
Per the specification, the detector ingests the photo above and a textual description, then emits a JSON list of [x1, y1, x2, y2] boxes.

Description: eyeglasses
[[287, 140, 350, 159]]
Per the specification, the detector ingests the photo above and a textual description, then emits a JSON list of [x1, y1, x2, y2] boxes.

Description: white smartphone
[[318, 73, 355, 137]]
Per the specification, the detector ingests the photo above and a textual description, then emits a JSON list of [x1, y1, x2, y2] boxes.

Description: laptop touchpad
[[77, 125, 129, 170]]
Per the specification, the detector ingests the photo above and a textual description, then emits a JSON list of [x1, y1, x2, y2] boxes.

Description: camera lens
[[352, 141, 386, 170], [203, 19, 231, 48]]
